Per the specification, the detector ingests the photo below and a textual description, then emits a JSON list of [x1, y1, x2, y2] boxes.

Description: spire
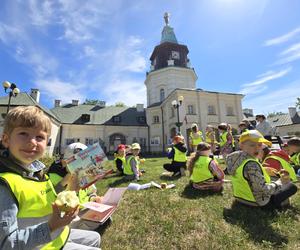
[[160, 12, 178, 44]]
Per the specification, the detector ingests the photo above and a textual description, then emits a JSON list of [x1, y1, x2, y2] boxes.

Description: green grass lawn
[[95, 157, 300, 250]]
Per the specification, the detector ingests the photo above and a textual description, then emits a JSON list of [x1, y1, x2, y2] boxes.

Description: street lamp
[[172, 95, 184, 134], [2, 81, 20, 114]]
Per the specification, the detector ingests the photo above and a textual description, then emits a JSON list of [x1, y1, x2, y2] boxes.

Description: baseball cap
[[64, 142, 88, 159], [239, 130, 272, 147], [131, 143, 141, 150], [191, 123, 198, 128], [117, 144, 126, 151]]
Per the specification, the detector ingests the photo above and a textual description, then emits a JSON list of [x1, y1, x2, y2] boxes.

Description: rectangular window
[[153, 115, 160, 124], [208, 105, 216, 115], [187, 105, 194, 115], [113, 116, 121, 123], [226, 106, 234, 116], [85, 138, 94, 145], [139, 138, 146, 147], [65, 138, 80, 145], [150, 137, 160, 145]]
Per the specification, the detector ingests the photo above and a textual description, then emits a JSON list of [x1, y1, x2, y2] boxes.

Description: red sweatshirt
[[263, 150, 290, 171]]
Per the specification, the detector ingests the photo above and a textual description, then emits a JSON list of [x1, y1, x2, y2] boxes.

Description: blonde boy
[[226, 130, 297, 208], [0, 106, 100, 249]]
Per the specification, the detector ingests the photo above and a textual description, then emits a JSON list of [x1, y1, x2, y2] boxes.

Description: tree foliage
[[267, 111, 287, 118], [115, 102, 126, 107], [296, 97, 300, 109]]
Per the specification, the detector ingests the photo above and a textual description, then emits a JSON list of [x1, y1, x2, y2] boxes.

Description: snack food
[[55, 191, 79, 212]]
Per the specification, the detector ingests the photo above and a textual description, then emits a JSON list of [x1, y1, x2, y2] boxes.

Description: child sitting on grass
[[124, 143, 143, 181], [163, 135, 187, 177], [188, 142, 224, 192], [113, 144, 126, 175], [0, 106, 100, 249], [226, 130, 297, 209]]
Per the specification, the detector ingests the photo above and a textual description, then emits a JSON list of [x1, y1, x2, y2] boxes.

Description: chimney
[[288, 107, 296, 118], [30, 89, 40, 103], [136, 104, 144, 112], [72, 100, 79, 106], [54, 100, 61, 107]]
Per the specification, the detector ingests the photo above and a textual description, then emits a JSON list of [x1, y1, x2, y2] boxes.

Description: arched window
[[160, 88, 165, 102]]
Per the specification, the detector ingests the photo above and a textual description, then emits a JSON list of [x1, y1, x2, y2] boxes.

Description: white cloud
[[276, 42, 300, 65], [263, 27, 300, 46], [35, 78, 86, 105], [243, 80, 300, 114], [240, 67, 292, 95], [103, 78, 146, 106]]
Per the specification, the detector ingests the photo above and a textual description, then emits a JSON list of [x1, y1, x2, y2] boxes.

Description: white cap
[[64, 143, 88, 159]]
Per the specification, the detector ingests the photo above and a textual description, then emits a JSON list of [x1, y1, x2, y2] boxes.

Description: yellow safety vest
[[291, 152, 300, 166], [49, 172, 91, 205], [220, 132, 234, 147], [264, 155, 297, 182], [231, 159, 271, 202], [114, 156, 126, 166], [173, 147, 187, 162], [0, 172, 70, 250], [190, 131, 203, 146], [123, 155, 139, 175], [205, 131, 214, 144], [190, 156, 213, 183]]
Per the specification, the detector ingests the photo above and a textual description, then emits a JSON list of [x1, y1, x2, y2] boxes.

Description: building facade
[[145, 13, 244, 152]]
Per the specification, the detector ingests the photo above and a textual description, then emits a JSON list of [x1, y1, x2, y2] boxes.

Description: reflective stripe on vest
[[190, 156, 213, 183], [173, 147, 187, 162], [123, 155, 139, 175], [291, 152, 300, 166], [264, 155, 297, 182], [231, 159, 271, 202], [0, 172, 69, 249], [190, 131, 203, 146]]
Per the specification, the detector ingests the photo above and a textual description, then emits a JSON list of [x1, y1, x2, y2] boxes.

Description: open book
[[65, 143, 113, 188], [80, 187, 127, 224]]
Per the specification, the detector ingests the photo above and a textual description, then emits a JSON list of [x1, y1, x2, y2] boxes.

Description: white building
[[0, 13, 244, 154]]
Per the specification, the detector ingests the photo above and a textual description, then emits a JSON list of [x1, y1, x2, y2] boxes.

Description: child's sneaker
[[180, 167, 186, 176]]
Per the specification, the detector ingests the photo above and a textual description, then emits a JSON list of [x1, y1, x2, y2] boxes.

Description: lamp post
[[171, 95, 184, 134], [2, 81, 20, 114]]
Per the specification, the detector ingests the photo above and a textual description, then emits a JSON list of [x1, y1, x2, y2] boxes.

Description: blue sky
[[0, 0, 300, 115]]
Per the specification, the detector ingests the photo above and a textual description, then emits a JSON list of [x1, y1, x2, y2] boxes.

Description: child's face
[[132, 149, 140, 156], [287, 145, 300, 156], [118, 148, 125, 156], [2, 127, 48, 165], [240, 140, 262, 158]]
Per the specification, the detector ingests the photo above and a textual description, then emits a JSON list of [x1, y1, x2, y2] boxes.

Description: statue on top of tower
[[164, 12, 170, 26]]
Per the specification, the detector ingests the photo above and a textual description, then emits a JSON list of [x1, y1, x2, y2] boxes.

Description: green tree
[[267, 111, 287, 118], [115, 102, 125, 107], [83, 99, 98, 105], [296, 97, 300, 109]]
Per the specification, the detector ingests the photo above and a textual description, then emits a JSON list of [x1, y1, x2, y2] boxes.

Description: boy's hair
[[287, 137, 300, 147], [3, 106, 51, 137], [188, 142, 211, 173]]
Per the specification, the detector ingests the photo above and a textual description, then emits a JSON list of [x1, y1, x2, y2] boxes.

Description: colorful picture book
[[65, 143, 113, 188], [80, 187, 127, 224]]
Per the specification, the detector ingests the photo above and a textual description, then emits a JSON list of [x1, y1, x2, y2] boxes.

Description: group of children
[[0, 106, 299, 249]]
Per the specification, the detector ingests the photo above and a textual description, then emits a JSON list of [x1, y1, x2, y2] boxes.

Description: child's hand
[[65, 173, 80, 191], [90, 196, 103, 203], [279, 170, 290, 184], [265, 167, 278, 177], [48, 203, 79, 232]]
